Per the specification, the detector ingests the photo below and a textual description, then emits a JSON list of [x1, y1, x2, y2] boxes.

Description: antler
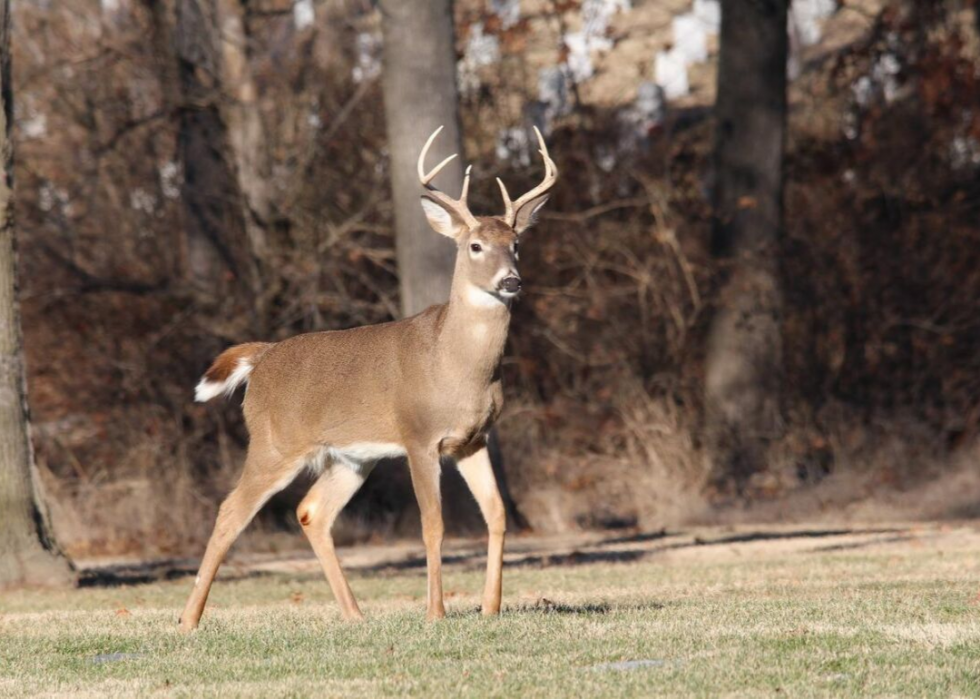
[[417, 126, 479, 230], [496, 126, 559, 228]]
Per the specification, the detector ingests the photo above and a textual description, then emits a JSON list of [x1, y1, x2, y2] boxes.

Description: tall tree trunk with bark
[[0, 0, 74, 588], [173, 0, 259, 305], [216, 0, 271, 264], [378, 0, 525, 530], [379, 0, 461, 317], [705, 0, 788, 492]]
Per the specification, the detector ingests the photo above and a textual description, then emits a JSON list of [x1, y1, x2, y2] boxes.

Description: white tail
[[179, 127, 558, 632], [193, 343, 271, 403], [194, 361, 252, 402]]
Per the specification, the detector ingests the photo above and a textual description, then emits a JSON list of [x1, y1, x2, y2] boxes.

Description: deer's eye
[[470, 243, 483, 253]]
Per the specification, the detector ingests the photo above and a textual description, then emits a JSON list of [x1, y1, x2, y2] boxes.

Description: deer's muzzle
[[499, 276, 522, 294]]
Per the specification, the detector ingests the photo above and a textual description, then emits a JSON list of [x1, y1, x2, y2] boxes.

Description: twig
[[321, 78, 375, 147], [33, 241, 169, 296], [540, 197, 649, 223], [93, 109, 169, 157]]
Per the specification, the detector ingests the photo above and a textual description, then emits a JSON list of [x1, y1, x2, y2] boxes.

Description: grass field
[[2, 524, 979, 697]]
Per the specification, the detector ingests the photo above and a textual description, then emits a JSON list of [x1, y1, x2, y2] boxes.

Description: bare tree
[[379, 0, 462, 317], [216, 0, 271, 264], [378, 0, 474, 531], [0, 0, 73, 588], [705, 0, 789, 490], [171, 0, 260, 303], [379, 0, 525, 529]]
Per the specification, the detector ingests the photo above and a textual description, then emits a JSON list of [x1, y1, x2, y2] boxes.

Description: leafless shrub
[[16, 0, 980, 556]]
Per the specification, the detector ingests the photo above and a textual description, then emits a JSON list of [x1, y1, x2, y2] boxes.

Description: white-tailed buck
[[179, 126, 557, 630]]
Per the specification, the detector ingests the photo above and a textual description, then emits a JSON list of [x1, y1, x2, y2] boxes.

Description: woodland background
[[12, 0, 980, 560]]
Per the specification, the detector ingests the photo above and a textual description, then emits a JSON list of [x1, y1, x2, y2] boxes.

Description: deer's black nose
[[499, 276, 522, 294]]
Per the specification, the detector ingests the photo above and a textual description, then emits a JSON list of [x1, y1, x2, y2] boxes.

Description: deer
[[178, 126, 557, 631]]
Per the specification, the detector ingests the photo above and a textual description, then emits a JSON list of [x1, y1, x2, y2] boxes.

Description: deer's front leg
[[457, 445, 506, 615], [407, 447, 445, 620]]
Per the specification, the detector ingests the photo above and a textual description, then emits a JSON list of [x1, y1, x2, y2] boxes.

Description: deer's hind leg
[[180, 445, 303, 632], [297, 461, 371, 620]]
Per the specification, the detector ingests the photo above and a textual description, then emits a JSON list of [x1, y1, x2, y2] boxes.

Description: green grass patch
[[2, 532, 979, 697]]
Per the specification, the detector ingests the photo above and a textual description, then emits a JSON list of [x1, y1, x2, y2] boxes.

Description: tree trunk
[[378, 0, 525, 531], [379, 0, 460, 317], [173, 0, 258, 303], [705, 0, 788, 492], [378, 0, 473, 532], [216, 0, 270, 262], [0, 0, 74, 588]]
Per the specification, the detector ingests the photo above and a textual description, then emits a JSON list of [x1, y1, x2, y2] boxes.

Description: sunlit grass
[[2, 527, 979, 697]]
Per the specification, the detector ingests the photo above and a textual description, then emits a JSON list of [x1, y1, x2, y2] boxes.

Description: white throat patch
[[465, 283, 507, 308]]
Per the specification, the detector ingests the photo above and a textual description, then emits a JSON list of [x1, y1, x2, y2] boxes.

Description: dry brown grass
[[3, 523, 980, 697]]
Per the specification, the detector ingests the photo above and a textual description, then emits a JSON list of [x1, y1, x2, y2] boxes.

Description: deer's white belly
[[310, 442, 407, 476]]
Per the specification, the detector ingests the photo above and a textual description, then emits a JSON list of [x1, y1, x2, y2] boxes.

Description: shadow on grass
[[807, 533, 916, 553], [361, 548, 653, 576], [684, 527, 904, 548], [443, 599, 665, 618], [77, 559, 270, 588], [597, 528, 670, 546], [507, 599, 668, 616], [491, 527, 906, 570], [77, 525, 910, 588], [509, 600, 613, 616]]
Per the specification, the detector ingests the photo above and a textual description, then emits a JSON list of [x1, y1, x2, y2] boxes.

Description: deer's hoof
[[178, 617, 199, 634]]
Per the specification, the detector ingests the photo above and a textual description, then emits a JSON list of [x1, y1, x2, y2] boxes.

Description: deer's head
[[417, 126, 558, 306]]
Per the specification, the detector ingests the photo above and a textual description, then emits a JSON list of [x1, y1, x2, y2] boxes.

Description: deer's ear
[[513, 195, 549, 235], [421, 195, 470, 240]]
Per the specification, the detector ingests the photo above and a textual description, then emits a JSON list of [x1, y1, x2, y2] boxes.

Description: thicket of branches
[[16, 0, 980, 556]]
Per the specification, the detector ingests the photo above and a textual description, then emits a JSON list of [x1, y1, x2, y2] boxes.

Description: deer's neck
[[439, 281, 512, 383]]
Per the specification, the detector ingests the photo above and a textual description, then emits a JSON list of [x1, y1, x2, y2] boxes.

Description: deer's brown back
[[242, 304, 476, 455]]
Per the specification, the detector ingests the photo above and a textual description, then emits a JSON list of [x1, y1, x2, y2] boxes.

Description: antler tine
[[417, 126, 478, 229], [495, 177, 514, 224], [417, 126, 458, 184], [461, 165, 472, 201], [497, 126, 559, 227]]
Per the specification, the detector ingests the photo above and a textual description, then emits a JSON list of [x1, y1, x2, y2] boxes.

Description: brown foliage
[[15, 0, 980, 556]]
